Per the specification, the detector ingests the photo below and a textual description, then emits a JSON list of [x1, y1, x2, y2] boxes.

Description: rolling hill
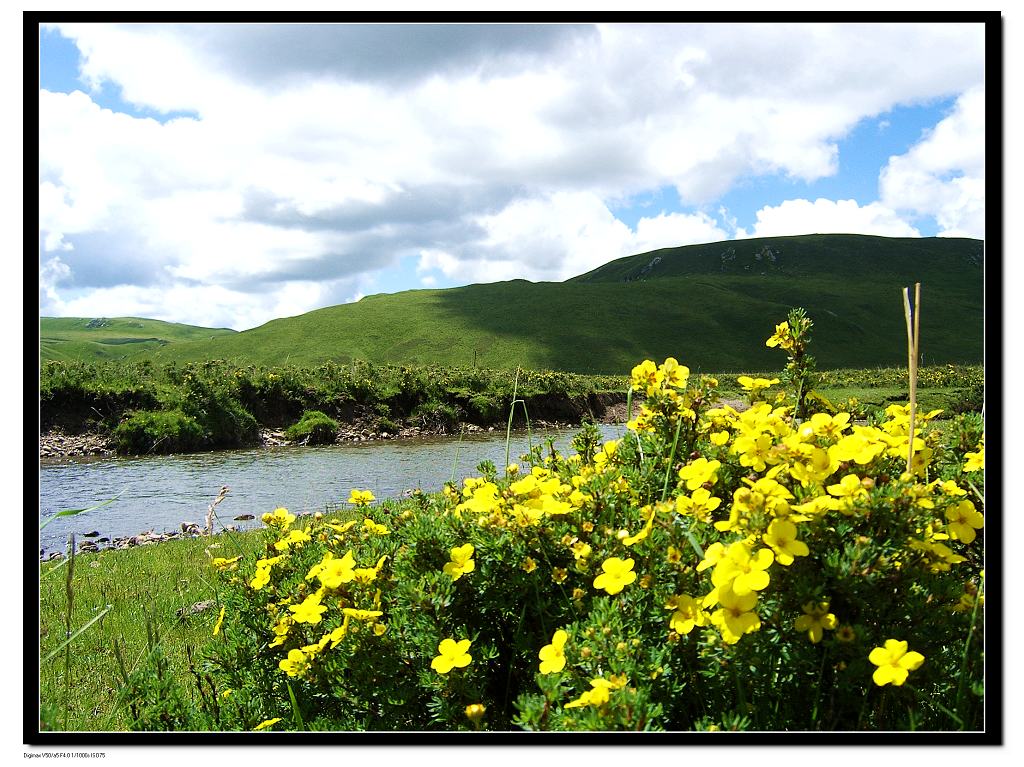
[[39, 316, 237, 363], [40, 234, 984, 374]]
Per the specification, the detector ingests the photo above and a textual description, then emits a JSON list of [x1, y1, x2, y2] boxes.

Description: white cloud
[[39, 256, 71, 308], [879, 86, 985, 238], [417, 192, 729, 286], [37, 22, 986, 328], [746, 198, 921, 239], [54, 281, 335, 332]]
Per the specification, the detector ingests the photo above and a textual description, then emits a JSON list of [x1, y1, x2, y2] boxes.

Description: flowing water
[[37, 425, 626, 556]]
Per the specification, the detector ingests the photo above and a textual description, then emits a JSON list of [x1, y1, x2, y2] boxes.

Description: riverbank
[[39, 394, 634, 461]]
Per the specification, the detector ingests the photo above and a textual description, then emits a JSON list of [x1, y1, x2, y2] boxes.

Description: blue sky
[[37, 22, 986, 330]]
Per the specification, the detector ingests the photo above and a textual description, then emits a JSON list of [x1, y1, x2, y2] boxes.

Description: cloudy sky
[[36, 21, 988, 331]]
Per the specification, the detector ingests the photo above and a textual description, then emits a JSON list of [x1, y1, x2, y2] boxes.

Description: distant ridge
[[39, 316, 237, 363], [40, 234, 983, 373]]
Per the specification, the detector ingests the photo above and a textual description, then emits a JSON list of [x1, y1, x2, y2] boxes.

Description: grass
[[39, 317, 237, 364], [38, 528, 265, 731], [41, 234, 982, 374]]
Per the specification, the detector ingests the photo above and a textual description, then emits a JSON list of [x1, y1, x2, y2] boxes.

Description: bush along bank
[[39, 359, 628, 456], [99, 314, 985, 732]]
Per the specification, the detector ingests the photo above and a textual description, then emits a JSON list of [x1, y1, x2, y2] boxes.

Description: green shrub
[[112, 410, 205, 454], [284, 410, 339, 445], [172, 314, 983, 733], [376, 416, 403, 435], [412, 400, 463, 434]]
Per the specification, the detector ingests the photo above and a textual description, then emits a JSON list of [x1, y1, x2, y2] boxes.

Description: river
[[37, 424, 626, 557]]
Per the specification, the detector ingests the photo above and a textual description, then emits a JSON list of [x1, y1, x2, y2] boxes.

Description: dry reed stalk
[[205, 485, 230, 536], [902, 283, 921, 473]]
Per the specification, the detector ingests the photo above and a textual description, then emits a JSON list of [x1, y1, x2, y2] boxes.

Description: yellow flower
[[443, 543, 476, 581], [737, 376, 780, 399], [211, 555, 242, 571], [261, 507, 295, 529], [314, 550, 357, 589], [945, 500, 983, 544], [656, 357, 690, 389], [362, 518, 389, 535], [564, 676, 627, 709], [212, 605, 226, 636], [678, 457, 721, 491], [552, 567, 568, 584], [326, 520, 357, 535], [289, 593, 328, 625], [869, 639, 925, 686], [273, 527, 312, 552], [622, 506, 656, 547], [342, 607, 384, 621], [711, 542, 774, 597], [809, 412, 851, 439], [630, 360, 659, 393], [765, 321, 793, 350], [538, 629, 569, 674], [253, 717, 282, 731], [593, 557, 637, 595], [709, 583, 761, 644], [522, 557, 537, 573], [793, 601, 838, 643], [249, 555, 285, 591], [465, 703, 486, 724], [762, 518, 809, 566], [348, 489, 376, 507], [963, 443, 984, 472], [666, 594, 707, 635], [835, 625, 856, 643], [431, 638, 473, 674], [325, 615, 351, 648], [676, 487, 722, 522], [570, 541, 592, 561], [278, 648, 311, 677]]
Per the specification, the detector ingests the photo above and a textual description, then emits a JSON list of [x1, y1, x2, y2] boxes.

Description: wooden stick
[[902, 284, 921, 473]]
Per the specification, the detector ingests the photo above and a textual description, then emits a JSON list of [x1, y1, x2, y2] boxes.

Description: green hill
[[39, 316, 237, 363], [41, 234, 984, 374]]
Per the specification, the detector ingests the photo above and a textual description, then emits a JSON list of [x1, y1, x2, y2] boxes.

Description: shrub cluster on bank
[[40, 359, 627, 455]]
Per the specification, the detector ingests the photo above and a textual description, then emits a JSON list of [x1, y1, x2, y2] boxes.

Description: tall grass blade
[[62, 533, 75, 730], [39, 556, 69, 581], [954, 573, 985, 724], [286, 680, 306, 730], [660, 418, 684, 502], [505, 367, 521, 472], [450, 424, 466, 484], [42, 605, 113, 665], [41, 489, 124, 531]]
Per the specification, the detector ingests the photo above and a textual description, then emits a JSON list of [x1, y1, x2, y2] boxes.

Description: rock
[[82, 531, 101, 538], [176, 599, 216, 619], [233, 514, 255, 521]]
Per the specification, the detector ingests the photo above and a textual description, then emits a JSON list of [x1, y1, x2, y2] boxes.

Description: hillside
[[41, 234, 984, 374], [39, 316, 237, 363]]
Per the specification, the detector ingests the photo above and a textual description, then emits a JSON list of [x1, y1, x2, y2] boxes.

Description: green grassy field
[[39, 317, 237, 363], [39, 527, 266, 731]]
